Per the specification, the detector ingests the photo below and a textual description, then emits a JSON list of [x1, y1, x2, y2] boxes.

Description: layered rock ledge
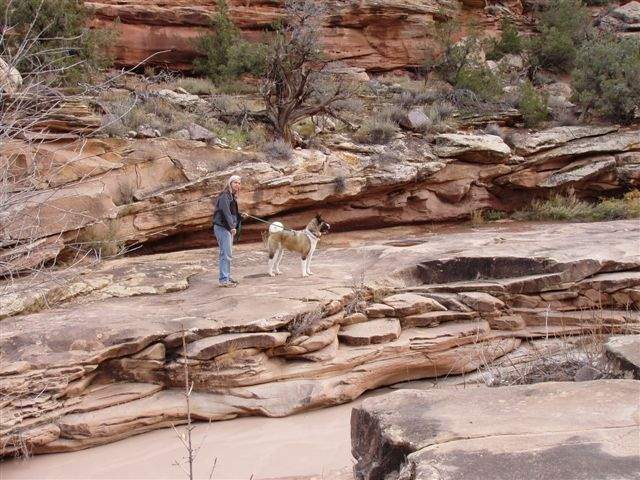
[[3, 125, 639, 271], [351, 380, 640, 480], [86, 0, 466, 71], [1, 219, 639, 456]]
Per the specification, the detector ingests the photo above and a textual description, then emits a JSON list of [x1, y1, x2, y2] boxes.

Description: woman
[[213, 175, 242, 287]]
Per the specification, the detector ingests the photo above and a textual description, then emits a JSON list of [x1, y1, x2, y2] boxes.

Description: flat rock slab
[[383, 293, 446, 317], [401, 311, 476, 328], [339, 319, 401, 346], [434, 133, 511, 164], [351, 380, 640, 480], [606, 335, 640, 379], [457, 291, 505, 312], [184, 332, 291, 360], [365, 304, 396, 319]]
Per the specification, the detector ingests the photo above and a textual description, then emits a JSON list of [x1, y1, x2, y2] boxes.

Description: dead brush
[[474, 306, 635, 387], [288, 308, 324, 338]]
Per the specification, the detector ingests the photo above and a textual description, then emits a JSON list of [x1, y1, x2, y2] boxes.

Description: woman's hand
[[231, 228, 237, 236]]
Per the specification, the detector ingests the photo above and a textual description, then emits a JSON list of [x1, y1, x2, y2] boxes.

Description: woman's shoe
[[219, 281, 237, 288]]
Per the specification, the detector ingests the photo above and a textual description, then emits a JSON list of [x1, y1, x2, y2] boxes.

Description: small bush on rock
[[518, 81, 550, 127], [263, 139, 293, 161], [526, 0, 591, 73], [424, 19, 503, 101], [194, 0, 267, 84], [175, 77, 217, 95], [487, 19, 523, 60], [571, 33, 640, 124], [514, 190, 640, 221], [1, 0, 116, 84], [354, 114, 397, 144]]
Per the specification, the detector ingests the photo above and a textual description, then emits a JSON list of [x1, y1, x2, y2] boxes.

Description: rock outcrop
[[351, 380, 640, 480], [86, 0, 468, 71], [605, 335, 640, 379], [3, 126, 639, 271], [1, 219, 639, 456]]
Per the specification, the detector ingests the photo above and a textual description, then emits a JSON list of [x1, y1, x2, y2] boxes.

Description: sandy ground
[[0, 391, 392, 480]]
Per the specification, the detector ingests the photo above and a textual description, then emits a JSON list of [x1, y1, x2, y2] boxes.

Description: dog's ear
[[315, 213, 322, 221]]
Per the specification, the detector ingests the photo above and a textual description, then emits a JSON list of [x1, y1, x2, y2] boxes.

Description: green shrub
[[0, 0, 116, 83], [456, 66, 503, 101], [175, 77, 217, 95], [263, 139, 293, 161], [513, 190, 640, 221], [526, 0, 591, 73], [571, 34, 640, 124], [518, 81, 550, 127], [354, 115, 397, 144], [424, 19, 503, 101], [487, 19, 523, 60], [194, 0, 267, 84]]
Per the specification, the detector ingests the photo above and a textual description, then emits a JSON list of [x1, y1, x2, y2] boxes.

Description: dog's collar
[[304, 229, 319, 241]]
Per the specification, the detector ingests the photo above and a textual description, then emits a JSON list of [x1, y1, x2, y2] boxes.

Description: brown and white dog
[[267, 214, 331, 277]]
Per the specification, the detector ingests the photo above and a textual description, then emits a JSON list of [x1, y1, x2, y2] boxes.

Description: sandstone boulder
[[186, 123, 216, 142], [352, 380, 640, 480], [605, 335, 640, 379], [400, 311, 476, 328], [457, 291, 505, 312], [539, 156, 616, 188], [434, 134, 511, 164], [365, 304, 396, 319], [399, 109, 431, 132], [338, 319, 401, 346], [183, 332, 291, 360], [383, 293, 446, 317], [340, 312, 369, 326], [0, 58, 22, 93], [510, 126, 618, 156]]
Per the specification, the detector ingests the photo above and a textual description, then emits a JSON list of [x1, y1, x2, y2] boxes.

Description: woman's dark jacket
[[213, 189, 241, 232]]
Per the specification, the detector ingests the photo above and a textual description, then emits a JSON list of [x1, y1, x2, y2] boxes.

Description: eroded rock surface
[[1, 220, 639, 456], [86, 0, 461, 71], [3, 125, 638, 269], [351, 380, 640, 480], [606, 335, 640, 379]]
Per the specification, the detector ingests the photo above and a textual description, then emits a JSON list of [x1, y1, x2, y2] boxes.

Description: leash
[[242, 213, 298, 233]]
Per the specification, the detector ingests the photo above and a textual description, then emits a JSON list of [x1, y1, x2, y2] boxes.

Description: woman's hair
[[227, 175, 241, 189]]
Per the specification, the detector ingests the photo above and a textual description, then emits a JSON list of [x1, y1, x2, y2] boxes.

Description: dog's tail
[[269, 221, 284, 233]]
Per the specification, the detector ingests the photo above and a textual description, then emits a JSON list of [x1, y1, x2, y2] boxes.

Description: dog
[[267, 214, 331, 277]]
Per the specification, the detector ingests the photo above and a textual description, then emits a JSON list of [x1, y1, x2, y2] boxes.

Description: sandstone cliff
[[86, 0, 486, 71]]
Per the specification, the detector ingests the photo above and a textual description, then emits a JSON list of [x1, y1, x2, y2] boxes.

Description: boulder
[[487, 314, 526, 330], [351, 380, 640, 480], [539, 157, 616, 188], [137, 124, 161, 138], [510, 126, 618, 156], [605, 335, 640, 379], [602, 1, 640, 31], [183, 332, 291, 360], [186, 123, 216, 142], [382, 293, 446, 317], [270, 326, 339, 357], [338, 319, 401, 346], [399, 108, 431, 131], [400, 311, 476, 328], [457, 291, 505, 313], [0, 58, 22, 93], [434, 134, 511, 164], [156, 89, 207, 108], [365, 303, 396, 319], [340, 312, 369, 326]]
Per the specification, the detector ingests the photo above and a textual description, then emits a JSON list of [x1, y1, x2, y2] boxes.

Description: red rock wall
[[86, 0, 462, 71]]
